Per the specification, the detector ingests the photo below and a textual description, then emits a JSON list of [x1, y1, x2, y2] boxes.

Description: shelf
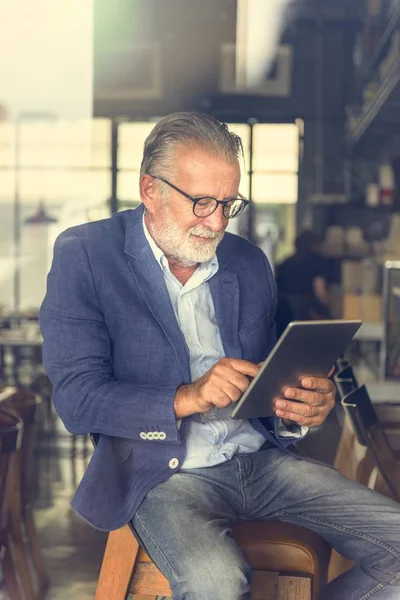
[[363, 4, 400, 85], [347, 4, 400, 148], [348, 60, 400, 146]]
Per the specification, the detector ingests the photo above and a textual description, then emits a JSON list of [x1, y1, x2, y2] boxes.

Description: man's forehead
[[172, 146, 240, 189], [174, 143, 236, 166]]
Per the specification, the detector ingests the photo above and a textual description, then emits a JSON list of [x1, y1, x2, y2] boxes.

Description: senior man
[[40, 113, 400, 600]]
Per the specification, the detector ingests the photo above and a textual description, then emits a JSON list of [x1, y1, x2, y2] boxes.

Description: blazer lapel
[[209, 267, 242, 360], [124, 207, 191, 382]]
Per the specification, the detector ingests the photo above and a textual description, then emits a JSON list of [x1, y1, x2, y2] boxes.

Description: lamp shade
[[24, 201, 57, 225]]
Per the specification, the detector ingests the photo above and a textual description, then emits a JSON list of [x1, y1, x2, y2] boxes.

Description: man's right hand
[[174, 358, 260, 419]]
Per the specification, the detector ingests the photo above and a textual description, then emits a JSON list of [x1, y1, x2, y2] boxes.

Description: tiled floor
[[33, 420, 107, 599]]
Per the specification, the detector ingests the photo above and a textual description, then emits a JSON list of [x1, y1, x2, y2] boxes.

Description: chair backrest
[[334, 364, 358, 400], [0, 408, 23, 530], [342, 385, 400, 501], [336, 356, 350, 369], [2, 388, 42, 507], [30, 374, 52, 404]]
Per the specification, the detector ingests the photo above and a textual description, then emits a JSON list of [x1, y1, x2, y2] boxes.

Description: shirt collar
[[142, 213, 219, 280]]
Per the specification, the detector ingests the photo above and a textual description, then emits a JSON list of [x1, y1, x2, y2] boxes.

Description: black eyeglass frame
[[150, 175, 249, 219]]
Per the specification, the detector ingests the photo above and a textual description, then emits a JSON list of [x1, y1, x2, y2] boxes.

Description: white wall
[[0, 0, 93, 119]]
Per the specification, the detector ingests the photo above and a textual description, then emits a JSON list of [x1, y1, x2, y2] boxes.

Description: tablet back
[[231, 320, 361, 420]]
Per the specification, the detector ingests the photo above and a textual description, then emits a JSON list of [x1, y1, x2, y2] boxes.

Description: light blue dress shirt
[[143, 218, 305, 469]]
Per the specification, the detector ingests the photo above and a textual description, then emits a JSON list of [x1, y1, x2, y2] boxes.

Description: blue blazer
[[40, 205, 295, 531]]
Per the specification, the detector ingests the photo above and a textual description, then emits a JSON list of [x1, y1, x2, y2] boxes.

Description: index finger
[[301, 376, 334, 394], [227, 358, 260, 378]]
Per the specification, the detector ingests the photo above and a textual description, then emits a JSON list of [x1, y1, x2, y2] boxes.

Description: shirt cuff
[[275, 417, 309, 439]]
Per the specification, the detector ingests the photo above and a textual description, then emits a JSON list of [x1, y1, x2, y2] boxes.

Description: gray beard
[[149, 212, 224, 266]]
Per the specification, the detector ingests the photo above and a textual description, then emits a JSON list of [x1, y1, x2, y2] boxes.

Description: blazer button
[[140, 432, 147, 440], [168, 458, 179, 469], [159, 432, 166, 440], [152, 432, 160, 440], [147, 432, 154, 440]]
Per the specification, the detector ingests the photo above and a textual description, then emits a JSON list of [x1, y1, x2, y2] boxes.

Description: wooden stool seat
[[233, 521, 330, 583], [137, 520, 328, 575], [96, 520, 331, 600]]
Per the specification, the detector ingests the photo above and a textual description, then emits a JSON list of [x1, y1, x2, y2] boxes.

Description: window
[[117, 121, 157, 205], [252, 123, 299, 204], [0, 118, 111, 309]]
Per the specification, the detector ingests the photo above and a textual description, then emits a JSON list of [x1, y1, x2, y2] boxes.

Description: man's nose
[[202, 204, 228, 232]]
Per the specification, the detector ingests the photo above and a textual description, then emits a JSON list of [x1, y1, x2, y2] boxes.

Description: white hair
[[140, 112, 243, 179]]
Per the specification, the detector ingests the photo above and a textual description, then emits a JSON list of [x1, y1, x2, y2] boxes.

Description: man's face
[[145, 144, 241, 266]]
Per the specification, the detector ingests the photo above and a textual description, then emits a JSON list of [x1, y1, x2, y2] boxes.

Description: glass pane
[[118, 122, 157, 170], [0, 200, 14, 308], [253, 204, 296, 265], [253, 124, 299, 172], [252, 173, 298, 204], [0, 170, 15, 203], [19, 169, 110, 204], [0, 122, 15, 167], [18, 118, 111, 168], [239, 173, 250, 198], [118, 170, 141, 202], [227, 123, 250, 173]]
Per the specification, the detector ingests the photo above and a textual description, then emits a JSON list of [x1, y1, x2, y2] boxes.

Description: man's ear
[[140, 174, 159, 214]]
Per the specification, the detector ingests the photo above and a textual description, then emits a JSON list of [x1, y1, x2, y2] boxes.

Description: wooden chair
[[329, 385, 400, 581], [374, 404, 400, 460], [334, 364, 358, 401], [95, 519, 331, 600], [30, 373, 54, 428], [341, 384, 400, 501], [0, 406, 24, 600], [3, 387, 50, 599]]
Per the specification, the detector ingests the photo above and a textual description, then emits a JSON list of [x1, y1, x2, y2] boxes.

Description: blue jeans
[[132, 445, 400, 599]]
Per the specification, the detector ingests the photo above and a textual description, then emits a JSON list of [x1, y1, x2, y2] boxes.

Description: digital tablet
[[230, 319, 362, 420]]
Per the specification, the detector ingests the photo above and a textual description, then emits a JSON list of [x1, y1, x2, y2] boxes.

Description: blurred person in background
[[40, 113, 400, 600], [275, 230, 332, 336]]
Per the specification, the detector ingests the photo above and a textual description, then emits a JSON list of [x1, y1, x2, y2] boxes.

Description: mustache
[[188, 225, 222, 239]]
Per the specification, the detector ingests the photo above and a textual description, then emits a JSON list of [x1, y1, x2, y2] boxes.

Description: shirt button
[[140, 432, 147, 440], [169, 458, 179, 469], [159, 432, 166, 440], [215, 444, 221, 451]]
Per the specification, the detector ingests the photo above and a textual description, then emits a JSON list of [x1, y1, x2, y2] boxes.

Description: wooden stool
[[329, 392, 400, 583], [95, 520, 331, 600]]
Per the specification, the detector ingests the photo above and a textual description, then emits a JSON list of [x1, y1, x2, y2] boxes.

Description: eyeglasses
[[150, 176, 249, 220]]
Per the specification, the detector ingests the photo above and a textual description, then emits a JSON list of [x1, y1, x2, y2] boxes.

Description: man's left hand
[[273, 375, 336, 429]]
